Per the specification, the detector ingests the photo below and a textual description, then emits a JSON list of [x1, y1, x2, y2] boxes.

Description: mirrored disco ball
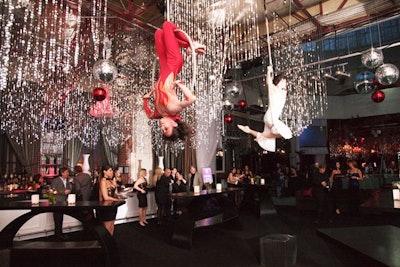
[[222, 99, 235, 111], [375, 63, 399, 86], [354, 71, 375, 94], [361, 48, 384, 69], [92, 59, 118, 83], [225, 81, 243, 98]]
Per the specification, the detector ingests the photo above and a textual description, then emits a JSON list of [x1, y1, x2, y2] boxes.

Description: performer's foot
[[193, 41, 206, 54], [238, 124, 251, 134], [187, 41, 206, 55]]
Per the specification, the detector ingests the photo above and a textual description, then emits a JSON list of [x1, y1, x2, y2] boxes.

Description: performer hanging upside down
[[238, 65, 292, 152], [143, 21, 205, 141]]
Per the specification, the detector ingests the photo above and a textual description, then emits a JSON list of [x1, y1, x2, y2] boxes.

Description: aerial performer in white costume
[[237, 65, 292, 152]]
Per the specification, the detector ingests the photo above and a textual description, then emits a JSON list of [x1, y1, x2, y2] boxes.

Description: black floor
[[11, 204, 400, 267], [115, 205, 399, 267]]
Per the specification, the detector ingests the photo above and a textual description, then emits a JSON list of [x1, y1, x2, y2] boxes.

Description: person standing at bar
[[155, 168, 173, 225], [74, 165, 92, 201], [188, 165, 202, 192], [51, 167, 72, 240]]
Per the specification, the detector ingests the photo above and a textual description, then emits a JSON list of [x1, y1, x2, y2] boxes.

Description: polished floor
[[12, 199, 399, 267], [114, 205, 397, 267]]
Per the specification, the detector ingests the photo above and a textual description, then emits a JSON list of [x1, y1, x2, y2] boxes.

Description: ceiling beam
[[337, 0, 348, 11], [292, 0, 324, 30]]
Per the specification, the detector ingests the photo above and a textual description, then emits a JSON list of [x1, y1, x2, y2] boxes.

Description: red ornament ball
[[371, 90, 385, 103], [237, 99, 247, 108], [92, 87, 107, 101], [224, 114, 233, 123]]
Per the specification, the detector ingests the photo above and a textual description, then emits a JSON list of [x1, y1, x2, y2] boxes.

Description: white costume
[[239, 66, 292, 152]]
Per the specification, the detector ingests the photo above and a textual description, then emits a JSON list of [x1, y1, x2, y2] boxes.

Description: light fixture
[[335, 65, 351, 78], [324, 70, 339, 81]]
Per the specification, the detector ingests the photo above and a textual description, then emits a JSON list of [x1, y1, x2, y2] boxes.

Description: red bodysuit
[[143, 21, 191, 121]]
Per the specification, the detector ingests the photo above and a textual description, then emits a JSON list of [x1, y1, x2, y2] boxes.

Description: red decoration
[[360, 137, 366, 143], [237, 99, 247, 108], [224, 114, 233, 123], [92, 87, 107, 101], [371, 90, 385, 103]]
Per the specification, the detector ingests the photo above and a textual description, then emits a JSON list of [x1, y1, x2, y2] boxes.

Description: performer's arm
[[266, 65, 274, 88], [175, 80, 196, 109], [143, 89, 156, 118]]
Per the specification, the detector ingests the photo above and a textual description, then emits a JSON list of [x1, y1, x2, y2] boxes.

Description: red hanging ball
[[224, 114, 233, 123], [237, 99, 247, 108], [92, 87, 107, 101], [371, 90, 385, 103]]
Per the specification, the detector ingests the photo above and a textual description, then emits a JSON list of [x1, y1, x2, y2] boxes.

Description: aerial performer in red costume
[[143, 21, 205, 141], [237, 66, 292, 152]]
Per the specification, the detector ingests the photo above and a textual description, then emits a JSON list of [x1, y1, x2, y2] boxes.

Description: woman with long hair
[[134, 168, 148, 227], [143, 21, 205, 141], [150, 167, 163, 188], [347, 160, 363, 214]]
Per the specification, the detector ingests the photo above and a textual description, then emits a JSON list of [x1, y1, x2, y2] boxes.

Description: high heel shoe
[[139, 221, 146, 227], [144, 220, 149, 225]]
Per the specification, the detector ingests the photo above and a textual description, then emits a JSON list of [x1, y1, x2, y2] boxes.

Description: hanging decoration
[[0, 0, 138, 149], [224, 114, 233, 123], [375, 63, 399, 86], [225, 81, 243, 98], [92, 87, 107, 101], [92, 59, 118, 83], [237, 99, 247, 108], [354, 71, 375, 94], [361, 48, 384, 69], [371, 90, 385, 103], [222, 99, 235, 111]]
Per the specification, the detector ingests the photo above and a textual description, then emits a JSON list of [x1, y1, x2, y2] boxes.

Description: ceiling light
[[335, 70, 351, 78]]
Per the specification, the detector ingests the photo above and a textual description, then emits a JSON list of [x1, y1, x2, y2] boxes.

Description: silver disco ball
[[222, 99, 234, 111], [354, 71, 375, 94], [92, 59, 118, 83], [361, 48, 384, 69], [375, 63, 399, 86], [225, 81, 243, 98]]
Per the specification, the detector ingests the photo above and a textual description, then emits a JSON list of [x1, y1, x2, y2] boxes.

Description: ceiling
[[68, 0, 400, 96], [63, 0, 400, 38], [6, 0, 400, 97]]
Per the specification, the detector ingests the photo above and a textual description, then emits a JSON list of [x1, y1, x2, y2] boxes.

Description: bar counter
[[0, 199, 126, 267], [0, 190, 158, 240]]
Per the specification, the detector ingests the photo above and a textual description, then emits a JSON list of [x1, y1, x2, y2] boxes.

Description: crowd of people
[[37, 163, 206, 239], [32, 156, 398, 239]]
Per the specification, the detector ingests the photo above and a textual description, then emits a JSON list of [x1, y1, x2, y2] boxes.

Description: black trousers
[[53, 212, 64, 235]]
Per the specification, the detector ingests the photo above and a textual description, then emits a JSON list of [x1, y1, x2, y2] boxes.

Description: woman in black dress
[[97, 164, 120, 235], [134, 168, 148, 227]]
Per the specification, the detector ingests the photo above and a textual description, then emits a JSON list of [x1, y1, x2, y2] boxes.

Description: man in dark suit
[[51, 167, 72, 240], [155, 168, 173, 225], [73, 165, 92, 201]]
